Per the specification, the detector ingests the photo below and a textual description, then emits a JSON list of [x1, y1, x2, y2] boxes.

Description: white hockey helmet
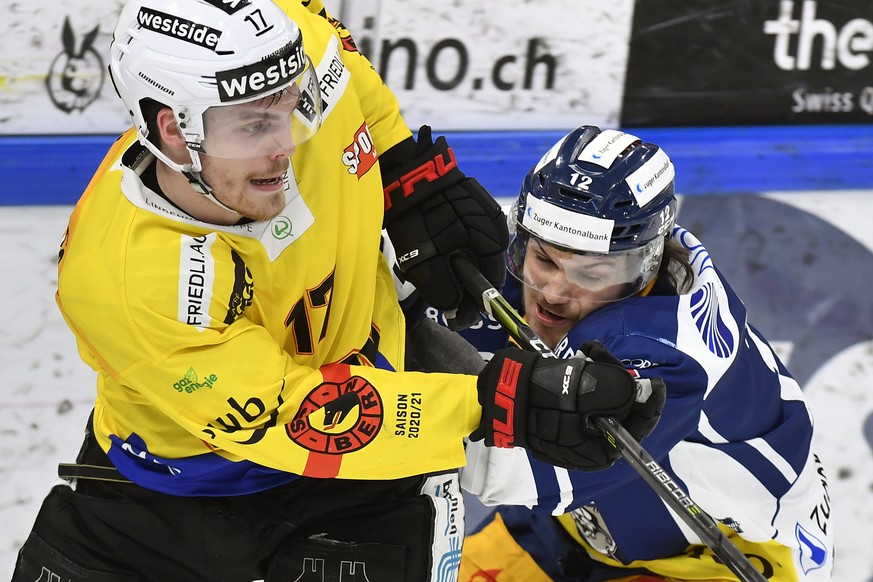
[[109, 0, 322, 195]]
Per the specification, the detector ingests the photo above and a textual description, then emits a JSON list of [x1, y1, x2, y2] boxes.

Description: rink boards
[[1, 125, 871, 205]]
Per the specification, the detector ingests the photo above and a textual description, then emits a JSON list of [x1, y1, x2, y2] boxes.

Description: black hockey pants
[[12, 420, 464, 581]]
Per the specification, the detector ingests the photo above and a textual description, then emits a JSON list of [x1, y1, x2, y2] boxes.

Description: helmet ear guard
[[508, 126, 678, 302]]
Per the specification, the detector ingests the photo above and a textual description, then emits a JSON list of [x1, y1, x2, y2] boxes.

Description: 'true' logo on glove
[[382, 147, 458, 212], [492, 357, 522, 448]]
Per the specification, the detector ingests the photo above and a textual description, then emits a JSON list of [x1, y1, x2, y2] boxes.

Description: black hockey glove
[[381, 125, 509, 331], [579, 341, 666, 451], [471, 344, 666, 471]]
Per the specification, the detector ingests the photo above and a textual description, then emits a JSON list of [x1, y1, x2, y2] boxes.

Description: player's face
[[521, 238, 627, 349], [199, 152, 291, 221], [199, 91, 298, 221]]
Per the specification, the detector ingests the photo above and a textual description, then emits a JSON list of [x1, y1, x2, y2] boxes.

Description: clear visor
[[507, 228, 664, 303], [195, 61, 322, 160]]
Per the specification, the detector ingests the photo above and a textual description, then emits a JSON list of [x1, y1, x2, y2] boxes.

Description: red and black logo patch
[[286, 375, 384, 474]]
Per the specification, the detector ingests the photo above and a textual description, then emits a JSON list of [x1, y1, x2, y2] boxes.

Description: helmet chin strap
[[181, 168, 239, 215], [144, 138, 240, 215], [181, 147, 242, 215]]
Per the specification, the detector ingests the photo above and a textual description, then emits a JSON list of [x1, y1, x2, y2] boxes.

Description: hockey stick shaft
[[453, 258, 767, 582]]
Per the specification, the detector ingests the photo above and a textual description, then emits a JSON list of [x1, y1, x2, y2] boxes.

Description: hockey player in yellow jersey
[[13, 1, 665, 580]]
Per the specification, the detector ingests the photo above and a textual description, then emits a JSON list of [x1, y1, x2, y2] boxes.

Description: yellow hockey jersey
[[57, 0, 481, 495]]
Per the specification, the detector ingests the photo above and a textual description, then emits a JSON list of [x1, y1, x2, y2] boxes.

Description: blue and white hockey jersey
[[457, 226, 834, 580]]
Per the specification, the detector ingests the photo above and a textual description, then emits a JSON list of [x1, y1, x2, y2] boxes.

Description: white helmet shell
[[109, 0, 321, 188]]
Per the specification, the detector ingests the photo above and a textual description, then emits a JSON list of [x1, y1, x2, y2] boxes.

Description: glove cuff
[[476, 349, 539, 448]]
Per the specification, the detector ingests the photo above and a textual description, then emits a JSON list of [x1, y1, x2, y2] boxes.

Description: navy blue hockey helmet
[[508, 126, 678, 301]]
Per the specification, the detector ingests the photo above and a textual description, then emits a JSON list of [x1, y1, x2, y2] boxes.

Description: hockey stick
[[452, 258, 768, 582]]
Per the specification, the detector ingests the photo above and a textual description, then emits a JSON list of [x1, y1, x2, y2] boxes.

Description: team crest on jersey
[[286, 376, 384, 455], [342, 122, 378, 178], [796, 523, 828, 573]]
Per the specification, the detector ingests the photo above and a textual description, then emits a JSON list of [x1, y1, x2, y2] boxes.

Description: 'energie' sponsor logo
[[173, 368, 219, 393]]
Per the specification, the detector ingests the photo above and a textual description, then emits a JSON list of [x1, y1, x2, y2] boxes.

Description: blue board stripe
[[0, 125, 871, 205]]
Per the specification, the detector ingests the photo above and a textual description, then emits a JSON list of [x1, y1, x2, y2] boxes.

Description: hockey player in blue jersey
[[453, 126, 834, 581]]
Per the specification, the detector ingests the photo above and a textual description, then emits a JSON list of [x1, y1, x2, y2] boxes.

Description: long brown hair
[[658, 236, 695, 294]]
